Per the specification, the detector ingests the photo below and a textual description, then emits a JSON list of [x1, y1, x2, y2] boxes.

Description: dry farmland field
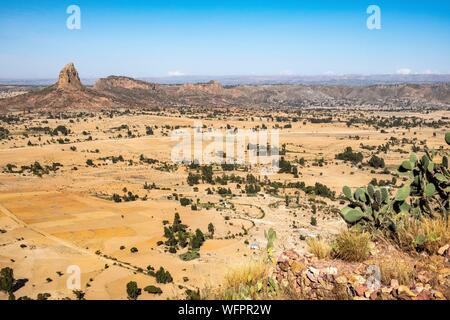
[[0, 105, 449, 300]]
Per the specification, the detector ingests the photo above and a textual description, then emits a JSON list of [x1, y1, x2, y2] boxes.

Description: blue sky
[[1, 0, 450, 78]]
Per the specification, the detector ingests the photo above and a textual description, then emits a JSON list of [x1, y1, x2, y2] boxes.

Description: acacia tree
[[208, 223, 215, 238], [191, 229, 205, 249], [126, 281, 141, 300], [0, 267, 14, 294]]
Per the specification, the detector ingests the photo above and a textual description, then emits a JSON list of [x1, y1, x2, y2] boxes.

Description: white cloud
[[422, 69, 435, 75], [167, 70, 185, 76], [280, 69, 294, 76], [396, 68, 412, 75], [323, 71, 335, 76]]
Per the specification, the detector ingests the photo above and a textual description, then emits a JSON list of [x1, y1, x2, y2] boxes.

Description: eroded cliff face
[[179, 80, 224, 94]]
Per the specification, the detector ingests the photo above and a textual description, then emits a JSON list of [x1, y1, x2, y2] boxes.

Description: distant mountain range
[[2, 74, 450, 86], [1, 64, 449, 112]]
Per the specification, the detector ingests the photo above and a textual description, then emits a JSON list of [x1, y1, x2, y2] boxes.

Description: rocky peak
[[57, 63, 83, 91]]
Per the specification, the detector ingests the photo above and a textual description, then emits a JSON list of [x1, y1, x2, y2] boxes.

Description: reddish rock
[[354, 285, 367, 297], [417, 274, 430, 284], [416, 290, 432, 300], [278, 261, 290, 272], [370, 290, 379, 300], [284, 249, 300, 261]]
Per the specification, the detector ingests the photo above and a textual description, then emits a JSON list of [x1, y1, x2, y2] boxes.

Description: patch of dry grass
[[307, 237, 331, 259], [332, 229, 371, 262], [376, 257, 416, 286], [396, 217, 450, 254], [204, 260, 280, 300]]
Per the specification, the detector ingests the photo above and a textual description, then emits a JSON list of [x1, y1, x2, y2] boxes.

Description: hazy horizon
[[2, 72, 450, 80], [2, 72, 450, 87]]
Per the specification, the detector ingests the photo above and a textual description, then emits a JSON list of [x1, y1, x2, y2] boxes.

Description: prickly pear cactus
[[397, 139, 449, 219], [340, 183, 392, 230], [340, 133, 450, 232]]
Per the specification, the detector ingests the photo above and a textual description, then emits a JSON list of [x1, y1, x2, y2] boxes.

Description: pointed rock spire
[[57, 63, 83, 90]]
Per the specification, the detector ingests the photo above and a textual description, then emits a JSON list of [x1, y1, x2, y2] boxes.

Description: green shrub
[[144, 285, 162, 295], [180, 197, 191, 206], [73, 290, 86, 300], [179, 250, 200, 261], [0, 127, 9, 140], [37, 293, 51, 300], [185, 289, 201, 300], [305, 182, 335, 199], [0, 267, 14, 293], [53, 125, 69, 136], [368, 155, 385, 169], [191, 229, 205, 249], [155, 267, 173, 284], [208, 223, 215, 238], [126, 281, 141, 300], [187, 173, 201, 186], [335, 147, 363, 164]]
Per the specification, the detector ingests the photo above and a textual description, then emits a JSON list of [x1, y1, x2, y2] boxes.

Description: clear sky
[[1, 0, 450, 78]]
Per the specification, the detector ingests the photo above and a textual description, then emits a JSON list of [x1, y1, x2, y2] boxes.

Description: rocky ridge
[[1, 62, 450, 111], [275, 247, 450, 300]]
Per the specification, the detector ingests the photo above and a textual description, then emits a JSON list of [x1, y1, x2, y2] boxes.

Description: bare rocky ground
[[275, 246, 449, 301]]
